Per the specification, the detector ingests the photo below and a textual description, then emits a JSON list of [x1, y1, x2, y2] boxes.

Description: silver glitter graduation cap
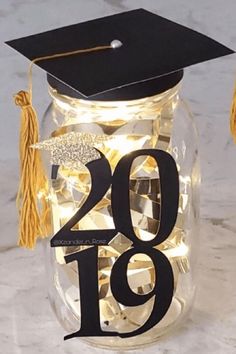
[[32, 132, 108, 169]]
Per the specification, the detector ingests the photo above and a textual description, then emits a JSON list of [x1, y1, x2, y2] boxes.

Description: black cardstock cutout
[[50, 148, 179, 339], [6, 9, 234, 101], [51, 152, 116, 247]]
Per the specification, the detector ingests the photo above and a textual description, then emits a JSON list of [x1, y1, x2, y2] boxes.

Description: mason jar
[[40, 72, 200, 350]]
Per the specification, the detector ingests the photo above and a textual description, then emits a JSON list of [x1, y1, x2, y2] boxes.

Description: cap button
[[110, 39, 123, 49]]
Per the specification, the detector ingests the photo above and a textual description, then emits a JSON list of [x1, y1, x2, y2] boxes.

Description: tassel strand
[[14, 91, 50, 249], [230, 82, 236, 143]]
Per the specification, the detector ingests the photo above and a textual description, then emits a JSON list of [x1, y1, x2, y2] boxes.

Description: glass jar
[[41, 81, 200, 350]]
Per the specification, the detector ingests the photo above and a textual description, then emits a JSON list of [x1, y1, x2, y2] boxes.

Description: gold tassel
[[14, 90, 50, 249], [13, 43, 114, 249], [230, 82, 236, 143]]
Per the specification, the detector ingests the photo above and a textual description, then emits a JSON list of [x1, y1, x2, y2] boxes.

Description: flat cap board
[[6, 8, 234, 100]]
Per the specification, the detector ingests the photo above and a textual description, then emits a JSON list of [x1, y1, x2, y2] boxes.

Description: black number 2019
[[51, 149, 179, 340]]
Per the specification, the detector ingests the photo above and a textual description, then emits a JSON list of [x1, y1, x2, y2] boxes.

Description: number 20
[[51, 149, 179, 340]]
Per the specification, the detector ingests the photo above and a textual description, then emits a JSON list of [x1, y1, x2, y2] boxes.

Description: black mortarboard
[[6, 8, 234, 101]]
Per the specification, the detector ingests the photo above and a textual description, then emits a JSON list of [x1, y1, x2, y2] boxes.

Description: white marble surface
[[0, 0, 236, 353]]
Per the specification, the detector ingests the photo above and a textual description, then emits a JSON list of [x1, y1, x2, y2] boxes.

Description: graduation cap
[[5, 8, 235, 249], [6, 8, 234, 101]]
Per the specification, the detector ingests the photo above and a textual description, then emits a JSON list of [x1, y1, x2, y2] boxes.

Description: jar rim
[[49, 80, 182, 113]]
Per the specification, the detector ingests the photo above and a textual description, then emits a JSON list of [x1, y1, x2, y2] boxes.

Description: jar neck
[[48, 82, 181, 124]]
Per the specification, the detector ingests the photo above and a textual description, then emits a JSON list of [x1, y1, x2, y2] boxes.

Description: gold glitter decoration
[[32, 132, 108, 169]]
